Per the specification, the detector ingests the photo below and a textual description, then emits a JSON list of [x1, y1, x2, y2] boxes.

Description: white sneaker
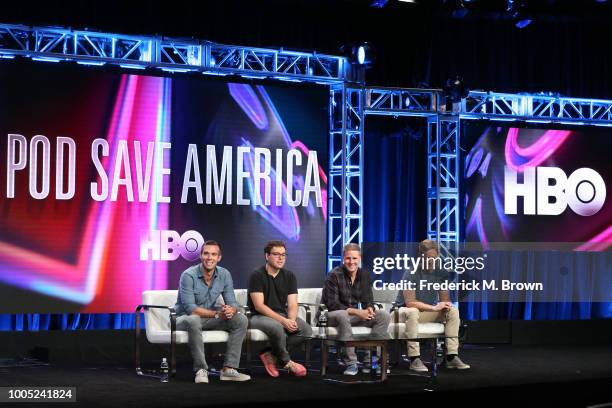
[[220, 368, 251, 382], [445, 356, 471, 370], [194, 369, 209, 384], [409, 358, 429, 372]]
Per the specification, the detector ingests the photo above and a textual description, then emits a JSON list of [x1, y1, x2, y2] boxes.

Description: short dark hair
[[264, 240, 286, 255], [201, 240, 222, 255], [418, 239, 438, 256]]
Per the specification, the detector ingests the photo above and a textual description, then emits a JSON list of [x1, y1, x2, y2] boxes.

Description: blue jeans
[[176, 313, 248, 372]]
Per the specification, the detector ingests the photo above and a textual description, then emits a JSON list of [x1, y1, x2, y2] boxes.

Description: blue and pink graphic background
[[463, 124, 611, 249], [0, 61, 328, 313]]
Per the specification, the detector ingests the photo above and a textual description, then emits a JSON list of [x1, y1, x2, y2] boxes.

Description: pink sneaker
[[285, 360, 307, 377], [259, 352, 279, 377]]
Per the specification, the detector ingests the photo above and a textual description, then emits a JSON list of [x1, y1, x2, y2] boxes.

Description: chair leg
[[304, 339, 311, 368], [246, 336, 252, 371], [170, 342, 177, 377], [135, 316, 143, 376], [394, 339, 401, 367], [431, 339, 438, 378]]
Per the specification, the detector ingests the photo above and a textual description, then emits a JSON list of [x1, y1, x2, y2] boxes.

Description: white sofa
[[135, 287, 446, 377]]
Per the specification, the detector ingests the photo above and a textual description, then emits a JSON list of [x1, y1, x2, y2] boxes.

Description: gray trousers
[[327, 309, 391, 364], [176, 313, 248, 372], [250, 315, 312, 365]]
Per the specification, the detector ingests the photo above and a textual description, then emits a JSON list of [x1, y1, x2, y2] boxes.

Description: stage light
[[357, 46, 366, 65], [444, 76, 469, 103], [507, 0, 533, 29], [370, 0, 389, 7], [349, 42, 375, 66], [443, 76, 469, 112], [514, 11, 533, 28]]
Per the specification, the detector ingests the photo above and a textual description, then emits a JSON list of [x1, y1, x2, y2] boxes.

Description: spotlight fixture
[[444, 75, 469, 103], [443, 76, 468, 112], [346, 42, 375, 66]]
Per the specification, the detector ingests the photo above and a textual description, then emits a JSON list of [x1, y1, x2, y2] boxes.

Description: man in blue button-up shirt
[[175, 240, 250, 383]]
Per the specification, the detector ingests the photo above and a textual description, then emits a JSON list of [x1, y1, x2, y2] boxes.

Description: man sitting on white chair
[[396, 239, 470, 372], [175, 240, 251, 383], [322, 243, 391, 376], [248, 240, 311, 377]]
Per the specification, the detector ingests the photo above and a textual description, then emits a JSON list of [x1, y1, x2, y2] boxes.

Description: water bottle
[[318, 309, 328, 338], [435, 338, 444, 363], [371, 355, 378, 372], [160, 357, 169, 383]]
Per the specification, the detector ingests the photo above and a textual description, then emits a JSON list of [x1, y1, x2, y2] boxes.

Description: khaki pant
[[399, 307, 460, 357]]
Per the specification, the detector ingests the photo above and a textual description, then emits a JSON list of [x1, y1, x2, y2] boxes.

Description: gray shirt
[[175, 264, 239, 316], [395, 268, 450, 306]]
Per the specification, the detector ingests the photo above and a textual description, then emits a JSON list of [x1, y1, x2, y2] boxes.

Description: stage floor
[[1, 344, 610, 407]]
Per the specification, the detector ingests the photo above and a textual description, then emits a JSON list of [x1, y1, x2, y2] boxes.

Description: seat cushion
[[146, 330, 229, 344], [388, 322, 445, 339], [247, 329, 269, 342], [143, 289, 247, 344], [324, 326, 373, 337]]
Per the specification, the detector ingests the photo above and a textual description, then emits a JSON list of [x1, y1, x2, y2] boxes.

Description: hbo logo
[[505, 166, 606, 216], [140, 230, 204, 261]]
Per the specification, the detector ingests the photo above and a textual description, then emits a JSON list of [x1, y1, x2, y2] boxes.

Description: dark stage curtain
[[0, 313, 141, 331], [364, 117, 428, 244]]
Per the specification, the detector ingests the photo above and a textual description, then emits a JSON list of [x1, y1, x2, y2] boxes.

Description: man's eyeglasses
[[270, 252, 287, 258]]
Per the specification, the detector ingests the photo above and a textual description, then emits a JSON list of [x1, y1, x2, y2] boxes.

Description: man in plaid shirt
[[322, 243, 390, 375]]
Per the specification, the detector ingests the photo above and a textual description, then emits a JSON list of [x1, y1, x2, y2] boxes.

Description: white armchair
[[134, 289, 247, 379]]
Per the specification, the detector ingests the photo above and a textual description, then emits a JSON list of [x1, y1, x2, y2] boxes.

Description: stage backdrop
[[0, 60, 329, 314], [463, 123, 611, 247], [461, 122, 611, 319]]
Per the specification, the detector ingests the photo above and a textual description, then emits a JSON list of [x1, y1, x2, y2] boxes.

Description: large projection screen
[[0, 61, 329, 313]]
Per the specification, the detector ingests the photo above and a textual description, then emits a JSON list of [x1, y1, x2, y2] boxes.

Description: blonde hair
[[342, 243, 361, 256]]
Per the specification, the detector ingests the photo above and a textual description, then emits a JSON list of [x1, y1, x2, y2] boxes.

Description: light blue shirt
[[175, 264, 239, 316]]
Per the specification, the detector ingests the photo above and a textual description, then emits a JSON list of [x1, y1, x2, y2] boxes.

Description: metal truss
[[0, 23, 347, 83], [426, 115, 460, 256], [363, 87, 460, 253], [462, 91, 612, 125], [328, 85, 364, 271], [4, 23, 612, 271], [364, 86, 440, 116]]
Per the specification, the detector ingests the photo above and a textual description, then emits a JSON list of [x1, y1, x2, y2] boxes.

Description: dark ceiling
[[1, 1, 612, 97]]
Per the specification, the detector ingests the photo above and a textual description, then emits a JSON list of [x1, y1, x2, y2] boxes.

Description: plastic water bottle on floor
[[318, 309, 328, 338], [160, 358, 169, 383]]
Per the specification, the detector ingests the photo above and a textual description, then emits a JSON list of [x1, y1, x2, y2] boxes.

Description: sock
[[446, 354, 457, 362]]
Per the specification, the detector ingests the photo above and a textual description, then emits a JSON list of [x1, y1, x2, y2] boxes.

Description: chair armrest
[[242, 305, 252, 318], [298, 303, 319, 326], [135, 304, 177, 334], [135, 304, 177, 314], [241, 305, 253, 329], [372, 301, 398, 311], [298, 303, 329, 326]]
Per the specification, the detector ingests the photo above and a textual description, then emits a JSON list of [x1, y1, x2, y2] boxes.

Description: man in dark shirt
[[396, 239, 470, 372], [248, 240, 311, 377], [321, 243, 390, 375]]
